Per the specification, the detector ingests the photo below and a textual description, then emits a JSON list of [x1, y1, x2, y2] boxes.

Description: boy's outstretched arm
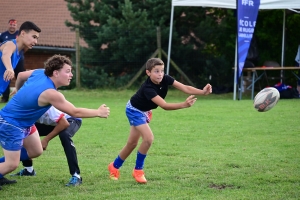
[[152, 95, 197, 111], [172, 80, 212, 95]]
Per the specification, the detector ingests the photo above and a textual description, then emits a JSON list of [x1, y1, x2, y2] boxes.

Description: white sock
[[25, 166, 34, 173], [73, 172, 80, 179]]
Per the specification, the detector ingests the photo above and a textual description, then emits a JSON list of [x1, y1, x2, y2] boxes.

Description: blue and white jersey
[[37, 106, 82, 126]]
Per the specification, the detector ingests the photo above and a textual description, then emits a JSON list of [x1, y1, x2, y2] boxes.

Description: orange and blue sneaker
[[108, 162, 119, 180], [132, 169, 147, 184]]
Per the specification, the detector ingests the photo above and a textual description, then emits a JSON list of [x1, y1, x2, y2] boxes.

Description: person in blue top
[[0, 19, 25, 103], [0, 19, 19, 42], [108, 57, 212, 184], [0, 21, 39, 101], [0, 54, 110, 190], [10, 106, 83, 187]]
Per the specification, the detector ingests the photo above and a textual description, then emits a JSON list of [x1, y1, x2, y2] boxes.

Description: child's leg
[[0, 147, 31, 163], [8, 131, 42, 177], [0, 149, 20, 175], [0, 120, 25, 176], [4, 148, 35, 176], [22, 131, 43, 159], [119, 126, 142, 160], [132, 124, 153, 183], [135, 124, 153, 155], [108, 125, 142, 180], [113, 126, 141, 168], [134, 123, 153, 169]]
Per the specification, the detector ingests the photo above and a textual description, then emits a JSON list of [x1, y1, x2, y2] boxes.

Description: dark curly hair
[[44, 55, 72, 77]]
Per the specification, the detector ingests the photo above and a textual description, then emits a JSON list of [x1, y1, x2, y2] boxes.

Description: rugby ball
[[253, 87, 280, 112]]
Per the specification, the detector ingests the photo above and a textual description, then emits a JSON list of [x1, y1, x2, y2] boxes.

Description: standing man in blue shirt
[[0, 19, 19, 42], [0, 19, 25, 103]]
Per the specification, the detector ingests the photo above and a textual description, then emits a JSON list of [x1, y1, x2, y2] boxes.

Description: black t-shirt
[[130, 74, 175, 111], [0, 30, 19, 43]]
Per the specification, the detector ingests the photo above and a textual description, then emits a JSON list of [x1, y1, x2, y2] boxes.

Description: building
[[0, 0, 85, 85]]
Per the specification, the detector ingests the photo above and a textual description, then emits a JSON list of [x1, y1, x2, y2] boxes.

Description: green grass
[[0, 89, 299, 200]]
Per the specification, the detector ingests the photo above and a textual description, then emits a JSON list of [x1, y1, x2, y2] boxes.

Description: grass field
[[0, 89, 299, 200]]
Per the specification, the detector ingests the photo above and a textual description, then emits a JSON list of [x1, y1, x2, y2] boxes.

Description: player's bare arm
[[15, 70, 34, 91], [172, 80, 212, 95], [41, 117, 70, 150], [151, 95, 197, 110], [40, 90, 110, 118], [1, 41, 17, 81]]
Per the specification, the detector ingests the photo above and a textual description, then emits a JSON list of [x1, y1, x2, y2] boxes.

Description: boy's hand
[[203, 84, 212, 95], [98, 104, 110, 118], [4, 69, 15, 81], [185, 95, 197, 107], [10, 88, 17, 96], [41, 138, 49, 150]]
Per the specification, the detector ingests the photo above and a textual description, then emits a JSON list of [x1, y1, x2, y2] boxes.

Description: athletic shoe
[[132, 169, 147, 183], [65, 176, 82, 186], [0, 98, 8, 103], [0, 177, 17, 185], [10, 168, 36, 176], [108, 162, 119, 180]]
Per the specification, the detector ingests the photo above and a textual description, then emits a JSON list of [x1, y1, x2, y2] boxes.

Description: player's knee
[[6, 161, 19, 172], [146, 134, 154, 144], [126, 141, 139, 149], [28, 148, 43, 159], [143, 138, 154, 148]]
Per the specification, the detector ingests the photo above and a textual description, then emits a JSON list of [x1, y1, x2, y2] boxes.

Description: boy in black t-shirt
[[108, 57, 212, 183]]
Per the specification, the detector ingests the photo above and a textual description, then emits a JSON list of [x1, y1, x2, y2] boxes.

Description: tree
[[65, 0, 238, 88]]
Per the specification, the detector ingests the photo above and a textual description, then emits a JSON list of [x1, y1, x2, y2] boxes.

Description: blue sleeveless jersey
[[0, 39, 22, 94], [0, 69, 56, 128]]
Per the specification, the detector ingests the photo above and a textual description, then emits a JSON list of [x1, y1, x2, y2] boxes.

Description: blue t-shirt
[[0, 30, 19, 43], [0, 69, 56, 128], [0, 39, 22, 95]]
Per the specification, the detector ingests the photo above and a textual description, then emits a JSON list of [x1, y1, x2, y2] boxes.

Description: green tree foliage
[[65, 0, 157, 87], [255, 10, 300, 66], [65, 0, 299, 89], [65, 0, 237, 88]]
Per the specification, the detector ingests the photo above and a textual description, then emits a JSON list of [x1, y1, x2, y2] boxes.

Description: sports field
[[0, 89, 299, 200]]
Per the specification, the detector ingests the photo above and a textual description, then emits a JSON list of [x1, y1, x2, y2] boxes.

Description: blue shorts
[[126, 101, 152, 126], [0, 116, 31, 151]]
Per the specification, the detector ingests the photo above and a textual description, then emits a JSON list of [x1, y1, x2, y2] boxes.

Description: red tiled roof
[[0, 0, 86, 48]]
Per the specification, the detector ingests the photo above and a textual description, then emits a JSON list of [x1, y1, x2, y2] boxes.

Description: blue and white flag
[[237, 0, 260, 78]]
